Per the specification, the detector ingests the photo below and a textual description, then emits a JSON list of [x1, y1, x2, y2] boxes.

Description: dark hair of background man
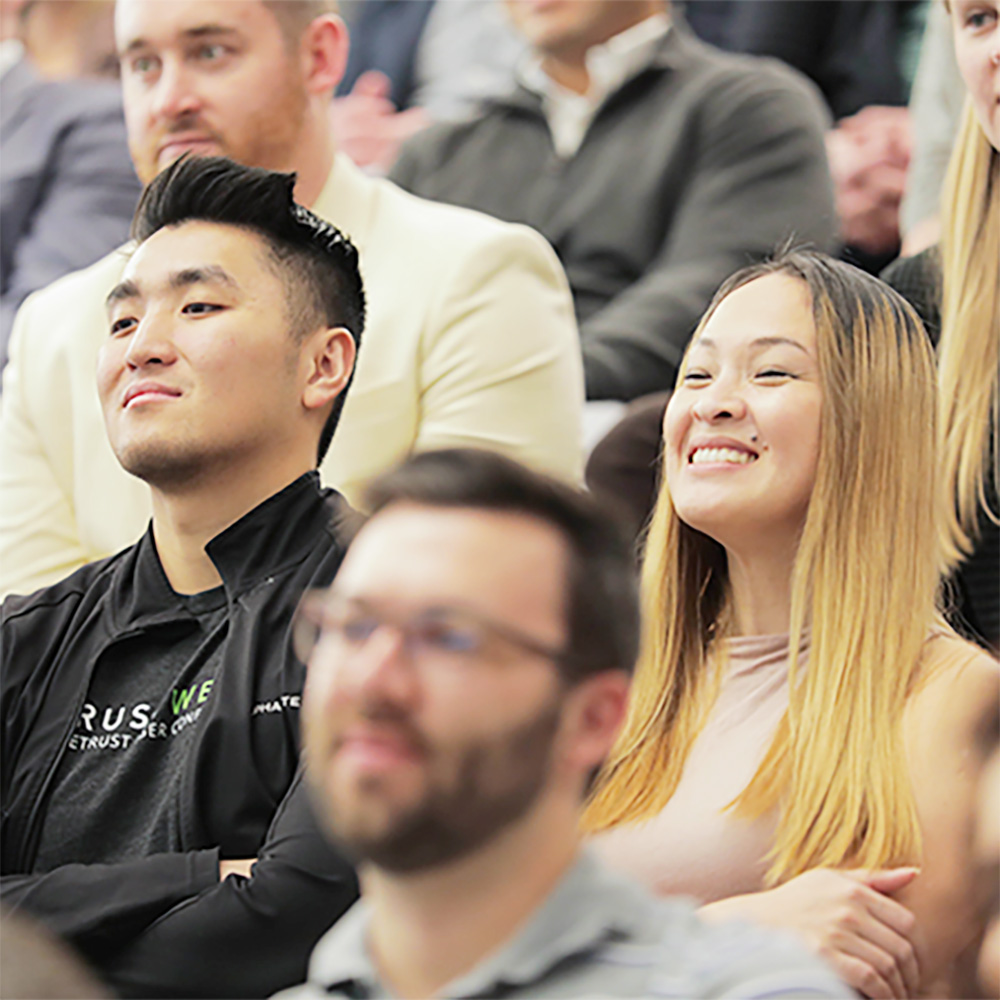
[[364, 448, 641, 683]]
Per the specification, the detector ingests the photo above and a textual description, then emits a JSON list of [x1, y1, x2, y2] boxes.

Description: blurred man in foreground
[[283, 449, 849, 1000]]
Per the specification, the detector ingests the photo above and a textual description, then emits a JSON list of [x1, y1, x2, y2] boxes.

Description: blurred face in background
[[116, 0, 310, 184], [949, 0, 1000, 149], [504, 0, 661, 61], [18, 1, 118, 80]]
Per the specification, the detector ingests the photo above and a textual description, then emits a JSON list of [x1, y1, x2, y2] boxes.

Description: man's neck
[[365, 803, 580, 999], [539, 49, 591, 96], [150, 456, 313, 594], [538, 5, 665, 96], [287, 108, 337, 208]]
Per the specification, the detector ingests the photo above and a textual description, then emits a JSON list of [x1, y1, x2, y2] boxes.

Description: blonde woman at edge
[[585, 251, 999, 1000], [940, 0, 999, 648], [884, 0, 999, 650]]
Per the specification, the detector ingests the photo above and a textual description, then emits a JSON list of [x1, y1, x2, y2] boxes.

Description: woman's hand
[[700, 868, 921, 999]]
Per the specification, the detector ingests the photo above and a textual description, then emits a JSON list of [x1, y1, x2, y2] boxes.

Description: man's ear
[[557, 671, 630, 782], [299, 14, 349, 96], [302, 326, 356, 413]]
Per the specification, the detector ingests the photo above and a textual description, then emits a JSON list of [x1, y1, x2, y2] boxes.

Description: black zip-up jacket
[[1, 473, 360, 999]]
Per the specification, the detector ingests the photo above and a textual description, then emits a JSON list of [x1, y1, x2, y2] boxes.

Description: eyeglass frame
[[293, 589, 577, 672]]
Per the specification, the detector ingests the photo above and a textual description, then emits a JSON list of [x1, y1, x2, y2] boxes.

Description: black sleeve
[[101, 769, 359, 1000], [0, 849, 219, 954], [880, 248, 942, 345]]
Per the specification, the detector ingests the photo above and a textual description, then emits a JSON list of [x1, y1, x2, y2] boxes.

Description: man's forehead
[[339, 506, 570, 602], [333, 506, 571, 652], [116, 221, 267, 292], [115, 0, 264, 46]]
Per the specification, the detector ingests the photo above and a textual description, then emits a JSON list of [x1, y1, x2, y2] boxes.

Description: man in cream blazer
[[0, 0, 583, 597]]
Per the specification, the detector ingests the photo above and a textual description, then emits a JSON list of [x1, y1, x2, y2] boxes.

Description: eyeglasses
[[293, 591, 572, 670]]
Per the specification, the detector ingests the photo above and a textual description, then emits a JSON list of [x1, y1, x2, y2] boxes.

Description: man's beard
[[326, 700, 563, 874], [117, 439, 215, 490]]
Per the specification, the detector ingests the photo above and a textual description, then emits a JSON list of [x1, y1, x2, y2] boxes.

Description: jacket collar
[[107, 472, 348, 631], [311, 153, 377, 260]]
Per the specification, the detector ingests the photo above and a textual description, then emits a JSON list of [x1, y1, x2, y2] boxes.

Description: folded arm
[[1, 849, 219, 958], [101, 769, 358, 999]]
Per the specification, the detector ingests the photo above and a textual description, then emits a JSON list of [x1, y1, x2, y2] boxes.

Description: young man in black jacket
[[1, 155, 364, 999]]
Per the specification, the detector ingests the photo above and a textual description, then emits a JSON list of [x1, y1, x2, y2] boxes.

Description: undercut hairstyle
[[132, 155, 365, 465], [585, 249, 940, 884], [363, 449, 640, 684]]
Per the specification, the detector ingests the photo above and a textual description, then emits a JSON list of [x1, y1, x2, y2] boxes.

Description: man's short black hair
[[363, 449, 640, 682], [131, 155, 365, 465]]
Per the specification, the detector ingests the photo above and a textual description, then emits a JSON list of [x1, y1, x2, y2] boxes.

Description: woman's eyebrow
[[692, 336, 811, 354]]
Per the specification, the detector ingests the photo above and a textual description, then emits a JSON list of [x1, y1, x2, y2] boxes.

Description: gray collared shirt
[[516, 13, 672, 158], [277, 852, 850, 999]]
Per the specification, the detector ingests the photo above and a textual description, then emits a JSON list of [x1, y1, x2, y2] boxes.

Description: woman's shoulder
[[921, 627, 997, 674], [899, 631, 997, 995], [909, 629, 998, 741]]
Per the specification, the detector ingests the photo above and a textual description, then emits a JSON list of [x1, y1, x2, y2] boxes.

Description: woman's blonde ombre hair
[[938, 100, 999, 567], [583, 251, 940, 884]]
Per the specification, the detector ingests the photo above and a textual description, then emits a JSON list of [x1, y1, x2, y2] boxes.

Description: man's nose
[[124, 313, 177, 369], [349, 625, 421, 709], [151, 58, 203, 123]]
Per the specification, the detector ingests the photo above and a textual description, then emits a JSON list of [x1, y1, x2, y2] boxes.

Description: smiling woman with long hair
[[584, 250, 998, 1000]]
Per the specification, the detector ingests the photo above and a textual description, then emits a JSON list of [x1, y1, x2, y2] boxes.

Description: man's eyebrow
[[105, 267, 238, 309], [170, 266, 239, 292], [106, 279, 141, 309], [181, 24, 242, 43], [119, 24, 240, 57]]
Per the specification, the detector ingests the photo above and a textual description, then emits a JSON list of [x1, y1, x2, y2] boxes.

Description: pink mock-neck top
[[591, 632, 803, 904]]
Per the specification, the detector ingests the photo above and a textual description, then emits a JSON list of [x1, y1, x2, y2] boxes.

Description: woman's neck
[[724, 540, 798, 637]]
